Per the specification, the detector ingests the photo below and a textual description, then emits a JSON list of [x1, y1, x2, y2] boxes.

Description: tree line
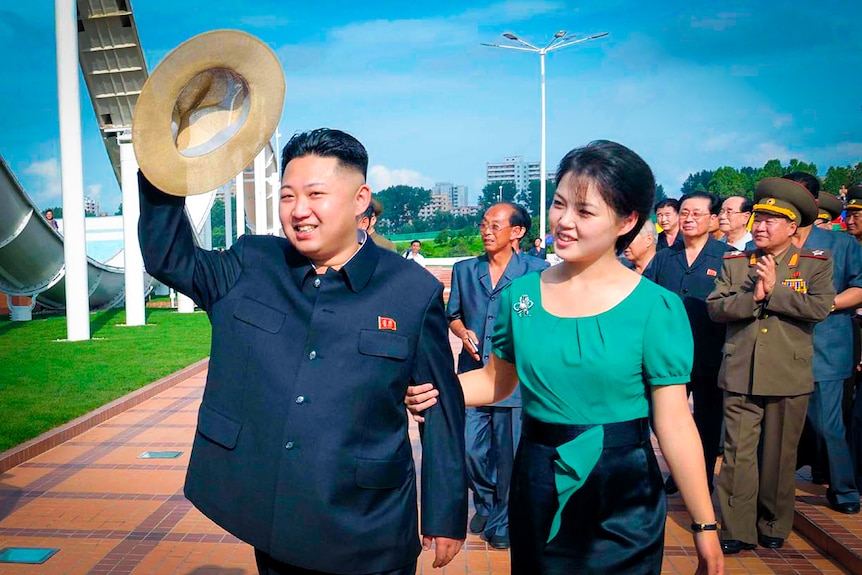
[[680, 158, 862, 199]]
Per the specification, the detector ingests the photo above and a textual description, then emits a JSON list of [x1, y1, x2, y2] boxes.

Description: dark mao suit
[[644, 237, 731, 489], [138, 175, 467, 574]]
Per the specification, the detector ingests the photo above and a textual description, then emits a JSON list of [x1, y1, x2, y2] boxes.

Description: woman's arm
[[651, 384, 724, 575], [460, 354, 518, 407], [405, 354, 519, 419]]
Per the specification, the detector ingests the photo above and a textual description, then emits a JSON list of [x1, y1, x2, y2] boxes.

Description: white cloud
[[368, 165, 434, 191], [701, 132, 739, 152], [773, 114, 793, 128], [742, 142, 795, 166], [86, 183, 102, 202], [21, 157, 61, 207]]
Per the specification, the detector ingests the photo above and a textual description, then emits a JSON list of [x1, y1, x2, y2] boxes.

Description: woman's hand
[[693, 531, 724, 575], [404, 383, 439, 423]]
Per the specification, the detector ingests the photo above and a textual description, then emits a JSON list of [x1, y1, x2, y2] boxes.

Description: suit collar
[[285, 232, 379, 293], [478, 250, 521, 293]]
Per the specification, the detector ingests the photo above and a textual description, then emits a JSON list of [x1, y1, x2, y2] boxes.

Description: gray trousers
[[808, 379, 859, 503]]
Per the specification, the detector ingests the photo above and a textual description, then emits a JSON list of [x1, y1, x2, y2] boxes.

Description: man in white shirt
[[404, 239, 427, 268], [718, 195, 753, 250]]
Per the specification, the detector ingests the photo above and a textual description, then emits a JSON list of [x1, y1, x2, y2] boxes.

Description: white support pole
[[235, 173, 245, 239], [270, 172, 280, 236], [177, 292, 195, 314], [539, 50, 547, 246], [201, 207, 213, 250], [119, 137, 146, 326], [55, 0, 90, 341], [224, 184, 233, 249], [254, 150, 266, 235]]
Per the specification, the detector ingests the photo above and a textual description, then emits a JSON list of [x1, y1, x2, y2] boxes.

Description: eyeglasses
[[678, 211, 711, 221], [719, 209, 748, 216], [478, 223, 512, 233]]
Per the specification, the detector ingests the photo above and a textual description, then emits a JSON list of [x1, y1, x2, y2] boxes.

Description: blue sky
[[1, 0, 860, 213]]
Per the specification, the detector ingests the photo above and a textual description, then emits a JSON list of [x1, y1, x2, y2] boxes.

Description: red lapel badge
[[791, 271, 801, 278], [378, 316, 397, 331], [706, 268, 717, 277]]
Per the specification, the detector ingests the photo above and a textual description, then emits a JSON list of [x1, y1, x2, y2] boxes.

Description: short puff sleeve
[[491, 283, 516, 364], [644, 290, 693, 387]]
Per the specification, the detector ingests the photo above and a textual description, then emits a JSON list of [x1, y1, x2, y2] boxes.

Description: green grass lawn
[[0, 308, 212, 452]]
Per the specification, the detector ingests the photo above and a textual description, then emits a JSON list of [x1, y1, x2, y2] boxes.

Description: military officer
[[707, 178, 835, 555], [844, 186, 862, 244], [815, 192, 844, 231]]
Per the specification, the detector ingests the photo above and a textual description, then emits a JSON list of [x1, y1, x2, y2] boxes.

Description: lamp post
[[483, 30, 608, 244]]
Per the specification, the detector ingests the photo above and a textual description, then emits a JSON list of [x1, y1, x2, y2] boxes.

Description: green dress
[[492, 271, 693, 558]]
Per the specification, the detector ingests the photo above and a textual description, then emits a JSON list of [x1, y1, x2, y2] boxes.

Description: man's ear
[[355, 184, 372, 218]]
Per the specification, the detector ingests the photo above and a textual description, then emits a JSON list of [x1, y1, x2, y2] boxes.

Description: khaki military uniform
[[370, 231, 398, 252], [706, 244, 835, 544]]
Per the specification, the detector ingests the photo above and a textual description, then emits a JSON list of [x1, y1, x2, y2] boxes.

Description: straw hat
[[133, 30, 285, 196]]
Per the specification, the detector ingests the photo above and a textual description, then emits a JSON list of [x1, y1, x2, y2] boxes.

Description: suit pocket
[[795, 345, 814, 363], [355, 457, 412, 489], [358, 330, 409, 361], [233, 297, 286, 334], [197, 404, 242, 450]]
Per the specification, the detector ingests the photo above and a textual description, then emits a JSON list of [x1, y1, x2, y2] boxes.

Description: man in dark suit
[[138, 128, 467, 575], [447, 202, 548, 550], [645, 191, 731, 494]]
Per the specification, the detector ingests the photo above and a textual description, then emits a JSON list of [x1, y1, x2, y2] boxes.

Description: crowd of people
[[139, 123, 862, 575]]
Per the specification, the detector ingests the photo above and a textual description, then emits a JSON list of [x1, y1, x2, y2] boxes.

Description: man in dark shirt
[[447, 202, 548, 550], [645, 191, 731, 493], [655, 198, 682, 251], [139, 128, 467, 575]]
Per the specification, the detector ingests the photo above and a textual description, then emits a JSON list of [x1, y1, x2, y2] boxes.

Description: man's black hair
[[654, 198, 680, 212], [782, 171, 821, 198], [498, 202, 532, 234], [281, 128, 368, 179], [680, 191, 721, 215]]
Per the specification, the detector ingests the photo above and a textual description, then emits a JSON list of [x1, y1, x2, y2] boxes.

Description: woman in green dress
[[409, 141, 723, 574]]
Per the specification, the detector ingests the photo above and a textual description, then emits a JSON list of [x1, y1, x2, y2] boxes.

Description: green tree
[[680, 170, 715, 196], [375, 186, 432, 233], [526, 178, 557, 217], [786, 158, 818, 176], [479, 182, 517, 211], [823, 166, 854, 194], [708, 166, 750, 198], [654, 184, 667, 204], [115, 203, 123, 216], [757, 159, 784, 181]]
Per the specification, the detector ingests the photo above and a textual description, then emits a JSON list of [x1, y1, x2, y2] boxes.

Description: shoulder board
[[723, 251, 747, 259], [800, 253, 829, 260]]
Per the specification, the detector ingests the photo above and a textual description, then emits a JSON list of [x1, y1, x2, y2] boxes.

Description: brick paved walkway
[[0, 334, 857, 573]]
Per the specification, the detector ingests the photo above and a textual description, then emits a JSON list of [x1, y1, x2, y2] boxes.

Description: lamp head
[[502, 33, 518, 40], [554, 30, 566, 38]]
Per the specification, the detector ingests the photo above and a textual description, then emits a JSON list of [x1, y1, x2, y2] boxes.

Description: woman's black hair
[[555, 140, 656, 254]]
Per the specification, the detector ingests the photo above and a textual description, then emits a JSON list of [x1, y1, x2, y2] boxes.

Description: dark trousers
[[690, 373, 723, 489], [850, 384, 862, 491], [807, 379, 859, 502], [254, 550, 416, 575], [465, 406, 521, 538]]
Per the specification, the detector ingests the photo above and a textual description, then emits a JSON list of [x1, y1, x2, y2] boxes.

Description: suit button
[[295, 395, 305, 404], [491, 296, 496, 301], [761, 328, 768, 334], [763, 314, 769, 319], [682, 289, 689, 294], [313, 278, 321, 288], [308, 351, 317, 360], [285, 441, 295, 450]]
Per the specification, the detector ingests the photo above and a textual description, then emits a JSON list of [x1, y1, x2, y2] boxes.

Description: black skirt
[[510, 417, 666, 575]]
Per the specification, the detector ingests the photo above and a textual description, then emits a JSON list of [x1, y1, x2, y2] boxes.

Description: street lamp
[[483, 30, 608, 244]]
